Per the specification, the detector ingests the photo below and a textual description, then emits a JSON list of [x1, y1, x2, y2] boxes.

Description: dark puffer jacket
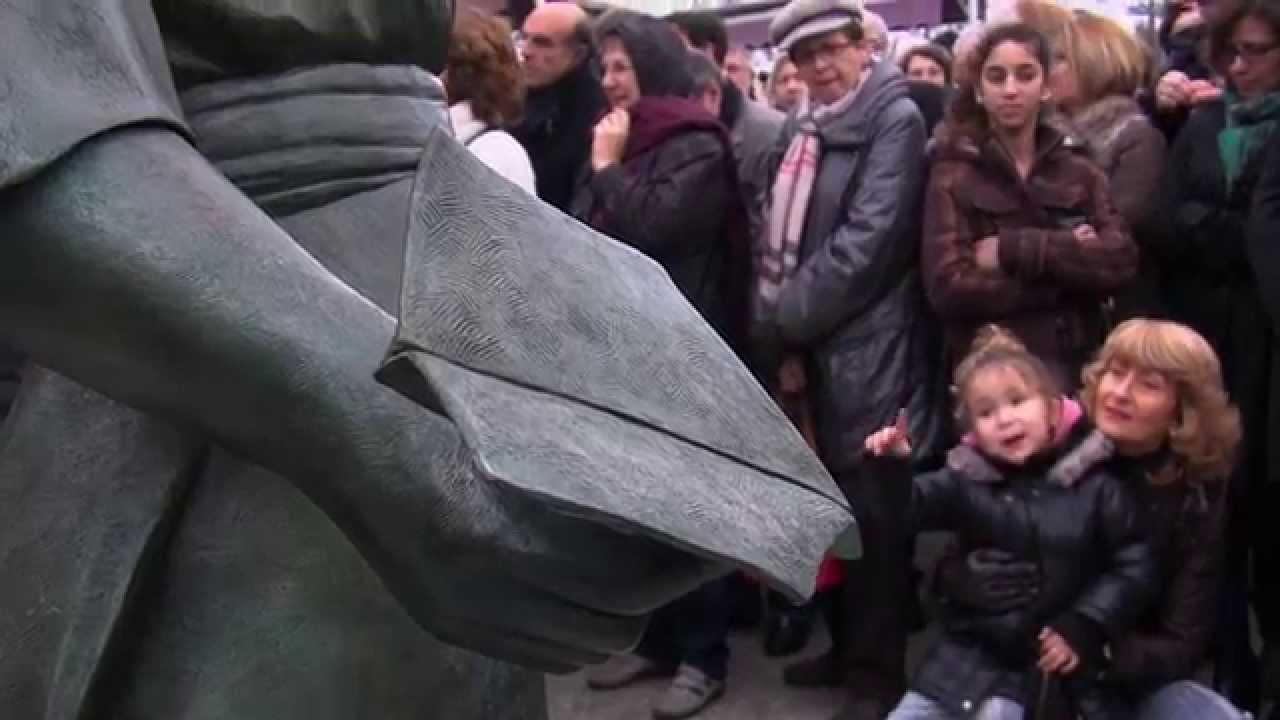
[[879, 425, 1157, 716], [922, 122, 1138, 389], [763, 61, 939, 472]]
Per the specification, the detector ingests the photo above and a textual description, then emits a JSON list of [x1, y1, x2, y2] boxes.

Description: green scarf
[[1219, 91, 1280, 192]]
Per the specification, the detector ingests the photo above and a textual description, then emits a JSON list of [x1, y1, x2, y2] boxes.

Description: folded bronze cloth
[[378, 130, 857, 599]]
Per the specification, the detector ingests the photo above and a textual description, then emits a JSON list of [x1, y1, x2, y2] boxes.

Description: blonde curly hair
[[1080, 319, 1242, 483]]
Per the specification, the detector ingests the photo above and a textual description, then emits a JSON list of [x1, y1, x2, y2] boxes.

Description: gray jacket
[[730, 94, 786, 244], [771, 62, 939, 471]]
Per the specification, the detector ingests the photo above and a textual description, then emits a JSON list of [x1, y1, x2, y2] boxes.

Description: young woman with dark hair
[[921, 22, 1137, 391]]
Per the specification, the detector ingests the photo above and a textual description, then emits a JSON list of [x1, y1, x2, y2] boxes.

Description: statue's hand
[[338, 408, 724, 673]]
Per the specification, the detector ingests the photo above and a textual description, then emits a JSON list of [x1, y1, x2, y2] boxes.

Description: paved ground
[[548, 629, 845, 720]]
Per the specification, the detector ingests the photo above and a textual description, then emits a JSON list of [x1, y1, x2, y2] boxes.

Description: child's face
[[965, 365, 1056, 465]]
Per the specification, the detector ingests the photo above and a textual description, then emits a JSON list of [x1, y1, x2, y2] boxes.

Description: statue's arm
[[0, 125, 696, 670], [0, 127, 403, 485]]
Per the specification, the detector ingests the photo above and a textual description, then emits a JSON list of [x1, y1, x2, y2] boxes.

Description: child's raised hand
[[864, 409, 912, 458], [1037, 627, 1080, 675]]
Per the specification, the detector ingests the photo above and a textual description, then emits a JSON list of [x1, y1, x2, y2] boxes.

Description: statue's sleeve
[[0, 0, 187, 191]]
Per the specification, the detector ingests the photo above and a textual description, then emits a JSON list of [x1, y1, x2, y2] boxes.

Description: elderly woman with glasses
[[754, 0, 937, 717]]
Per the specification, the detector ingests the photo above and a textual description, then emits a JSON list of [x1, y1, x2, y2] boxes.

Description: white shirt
[[448, 101, 537, 196]]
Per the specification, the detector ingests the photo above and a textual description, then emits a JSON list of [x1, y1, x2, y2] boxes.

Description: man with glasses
[[510, 2, 605, 211], [760, 0, 936, 717]]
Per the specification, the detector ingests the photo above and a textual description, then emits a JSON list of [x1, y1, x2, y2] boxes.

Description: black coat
[[510, 61, 605, 212], [1147, 103, 1261, 348], [570, 128, 742, 344], [1103, 459, 1228, 697], [1247, 133, 1280, 493], [1148, 102, 1279, 501], [884, 426, 1157, 716]]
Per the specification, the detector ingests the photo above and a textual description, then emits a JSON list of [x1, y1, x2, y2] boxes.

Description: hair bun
[[969, 324, 1028, 356]]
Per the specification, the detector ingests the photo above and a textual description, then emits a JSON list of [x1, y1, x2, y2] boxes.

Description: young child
[[868, 327, 1157, 720]]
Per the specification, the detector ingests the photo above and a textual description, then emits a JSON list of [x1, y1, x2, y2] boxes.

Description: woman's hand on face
[[1037, 628, 1081, 675], [864, 409, 912, 458], [975, 236, 1001, 271], [591, 109, 631, 172]]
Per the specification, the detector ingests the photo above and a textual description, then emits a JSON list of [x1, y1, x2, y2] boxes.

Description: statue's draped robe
[[0, 2, 547, 718]]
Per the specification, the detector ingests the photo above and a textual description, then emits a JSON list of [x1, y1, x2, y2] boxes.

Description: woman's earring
[[974, 92, 983, 105]]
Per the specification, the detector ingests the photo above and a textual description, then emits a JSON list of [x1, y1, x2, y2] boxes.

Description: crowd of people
[[1, 0, 1277, 719]]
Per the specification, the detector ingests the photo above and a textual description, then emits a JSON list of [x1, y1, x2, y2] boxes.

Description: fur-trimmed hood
[[947, 427, 1116, 488], [1048, 95, 1149, 172]]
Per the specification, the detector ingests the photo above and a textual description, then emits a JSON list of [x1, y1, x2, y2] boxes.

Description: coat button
[[962, 699, 973, 711]]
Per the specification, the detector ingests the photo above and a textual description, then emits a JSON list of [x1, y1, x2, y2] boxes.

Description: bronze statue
[[0, 2, 852, 718]]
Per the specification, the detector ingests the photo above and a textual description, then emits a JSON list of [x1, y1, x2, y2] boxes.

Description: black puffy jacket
[[875, 424, 1158, 715]]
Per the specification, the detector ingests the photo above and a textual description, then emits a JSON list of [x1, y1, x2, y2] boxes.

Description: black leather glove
[[935, 546, 1040, 613]]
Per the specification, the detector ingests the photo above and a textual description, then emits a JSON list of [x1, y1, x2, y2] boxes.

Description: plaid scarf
[[757, 77, 865, 318], [758, 125, 820, 312], [757, 120, 822, 453], [756, 81, 864, 415]]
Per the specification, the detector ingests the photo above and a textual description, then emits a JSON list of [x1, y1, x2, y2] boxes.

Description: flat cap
[[769, 0, 864, 53]]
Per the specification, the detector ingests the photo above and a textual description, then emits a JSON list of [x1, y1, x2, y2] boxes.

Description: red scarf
[[619, 96, 725, 161], [595, 96, 753, 355]]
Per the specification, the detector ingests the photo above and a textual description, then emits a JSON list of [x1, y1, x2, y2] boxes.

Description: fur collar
[[1049, 96, 1147, 170], [946, 429, 1116, 488], [930, 119, 1084, 166], [1070, 96, 1144, 138]]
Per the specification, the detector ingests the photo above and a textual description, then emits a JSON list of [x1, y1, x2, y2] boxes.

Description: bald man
[[511, 3, 605, 210], [861, 10, 890, 62]]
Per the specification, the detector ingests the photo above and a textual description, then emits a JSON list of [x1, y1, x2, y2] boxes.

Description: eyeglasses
[[1224, 40, 1280, 64], [515, 31, 563, 53], [790, 39, 855, 67]]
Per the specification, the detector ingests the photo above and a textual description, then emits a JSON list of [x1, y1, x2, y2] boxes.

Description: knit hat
[[595, 10, 695, 98], [769, 0, 864, 53]]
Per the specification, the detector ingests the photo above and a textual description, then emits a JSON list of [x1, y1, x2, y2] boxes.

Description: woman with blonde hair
[[938, 318, 1247, 719], [1018, 1, 1169, 318]]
